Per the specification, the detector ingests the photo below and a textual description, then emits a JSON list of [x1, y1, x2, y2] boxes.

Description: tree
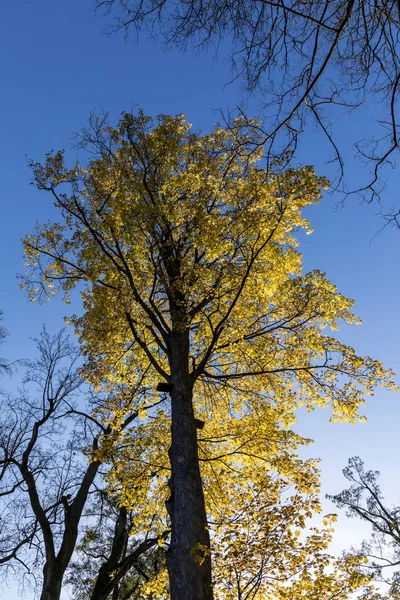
[[0, 311, 10, 374], [21, 111, 395, 599], [96, 0, 400, 207], [66, 496, 168, 600], [329, 457, 400, 598], [0, 329, 164, 600]]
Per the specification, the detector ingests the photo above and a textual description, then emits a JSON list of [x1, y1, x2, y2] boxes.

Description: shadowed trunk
[[89, 517, 163, 600], [41, 566, 63, 600], [36, 459, 101, 600], [90, 507, 129, 600], [166, 330, 213, 600]]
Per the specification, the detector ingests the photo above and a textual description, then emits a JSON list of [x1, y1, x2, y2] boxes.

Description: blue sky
[[0, 1, 399, 597]]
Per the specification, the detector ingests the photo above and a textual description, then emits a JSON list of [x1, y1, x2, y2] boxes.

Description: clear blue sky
[[0, 1, 399, 597]]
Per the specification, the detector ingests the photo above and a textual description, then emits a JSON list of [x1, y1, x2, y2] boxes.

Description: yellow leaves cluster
[[98, 396, 380, 598], [199, 407, 373, 598], [140, 568, 169, 598], [22, 112, 395, 428]]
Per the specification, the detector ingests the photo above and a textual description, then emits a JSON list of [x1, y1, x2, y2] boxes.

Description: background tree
[[96, 0, 400, 208], [66, 496, 168, 600], [21, 111, 395, 599], [329, 457, 400, 598], [0, 311, 10, 374], [0, 329, 163, 600]]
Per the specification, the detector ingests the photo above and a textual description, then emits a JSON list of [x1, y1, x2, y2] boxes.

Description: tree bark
[[41, 565, 63, 600], [166, 330, 213, 600], [38, 460, 101, 600]]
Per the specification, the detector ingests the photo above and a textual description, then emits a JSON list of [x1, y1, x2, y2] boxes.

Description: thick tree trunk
[[41, 582, 62, 600], [166, 330, 213, 600], [40, 565, 63, 600]]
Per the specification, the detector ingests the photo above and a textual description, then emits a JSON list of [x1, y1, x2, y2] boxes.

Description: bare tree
[[0, 329, 165, 600], [329, 457, 400, 597], [0, 311, 10, 374], [96, 0, 400, 209], [67, 495, 168, 600]]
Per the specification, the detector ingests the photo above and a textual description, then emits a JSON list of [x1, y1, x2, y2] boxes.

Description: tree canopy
[[21, 111, 396, 598]]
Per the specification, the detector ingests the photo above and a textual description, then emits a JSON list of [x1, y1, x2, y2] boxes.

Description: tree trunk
[[40, 565, 63, 600], [38, 461, 100, 600], [89, 507, 128, 600], [166, 330, 213, 600], [41, 582, 62, 600]]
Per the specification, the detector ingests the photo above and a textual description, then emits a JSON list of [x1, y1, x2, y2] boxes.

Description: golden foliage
[[22, 111, 396, 598]]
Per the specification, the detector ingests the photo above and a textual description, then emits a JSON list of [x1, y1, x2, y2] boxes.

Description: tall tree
[[22, 112, 395, 599], [96, 0, 400, 206]]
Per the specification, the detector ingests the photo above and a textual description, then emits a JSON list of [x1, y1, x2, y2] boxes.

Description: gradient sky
[[1, 1, 399, 598]]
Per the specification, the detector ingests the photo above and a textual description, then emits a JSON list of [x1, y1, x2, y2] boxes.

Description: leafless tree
[[329, 456, 400, 597], [0, 311, 10, 374], [95, 0, 400, 211], [0, 329, 166, 600]]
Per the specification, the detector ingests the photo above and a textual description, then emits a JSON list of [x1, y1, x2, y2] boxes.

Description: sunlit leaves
[[22, 111, 396, 598]]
